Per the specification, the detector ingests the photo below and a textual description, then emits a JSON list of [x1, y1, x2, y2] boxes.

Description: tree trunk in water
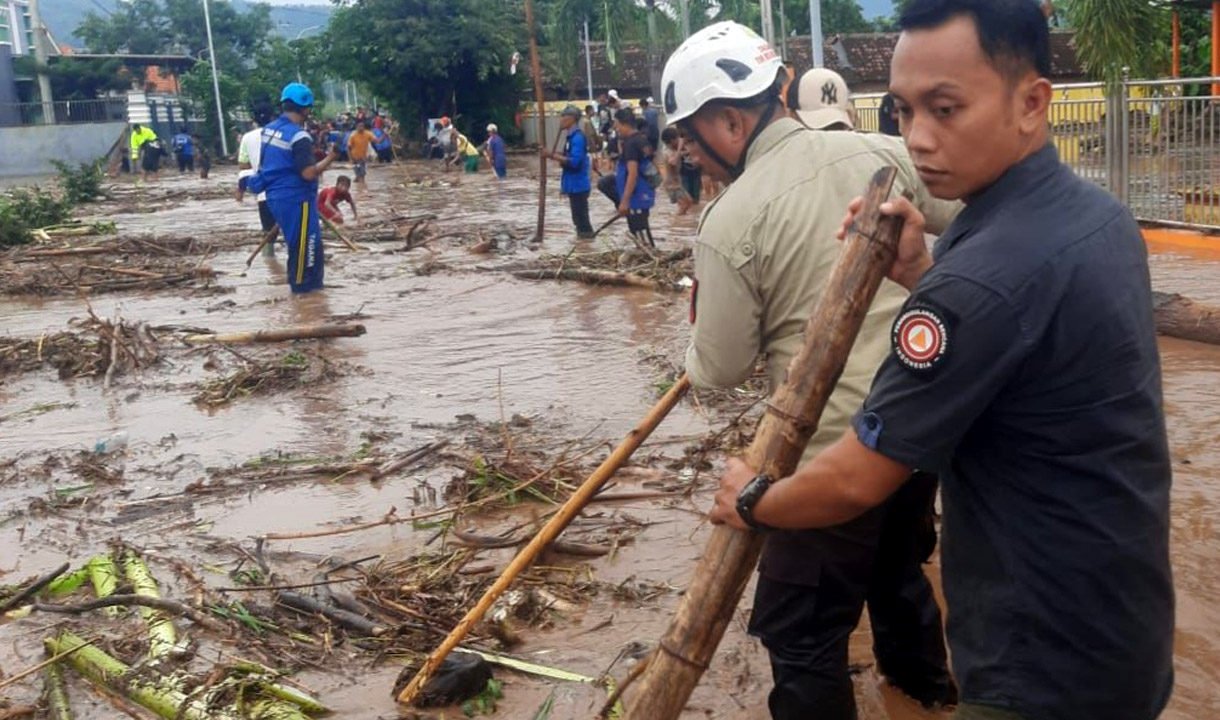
[[525, 0, 547, 242], [623, 167, 905, 719], [182, 324, 366, 345], [646, 1, 661, 98], [1152, 291, 1220, 346]]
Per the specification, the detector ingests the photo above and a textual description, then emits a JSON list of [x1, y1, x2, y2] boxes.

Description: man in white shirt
[[236, 104, 277, 255]]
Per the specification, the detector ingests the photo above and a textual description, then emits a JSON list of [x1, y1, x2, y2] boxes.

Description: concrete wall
[[0, 121, 125, 177]]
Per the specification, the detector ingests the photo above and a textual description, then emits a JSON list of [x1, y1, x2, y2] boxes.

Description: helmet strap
[[684, 99, 779, 182]]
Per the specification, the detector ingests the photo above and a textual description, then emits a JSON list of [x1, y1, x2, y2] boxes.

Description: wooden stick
[[275, 591, 388, 637], [82, 265, 163, 279], [590, 214, 623, 239], [0, 562, 69, 614], [182, 324, 366, 345], [245, 225, 281, 268], [525, 0, 547, 243], [396, 374, 691, 705], [511, 267, 665, 291], [0, 637, 94, 692], [20, 246, 111, 259], [623, 168, 904, 719], [321, 217, 362, 251], [33, 595, 226, 633], [369, 440, 450, 481]]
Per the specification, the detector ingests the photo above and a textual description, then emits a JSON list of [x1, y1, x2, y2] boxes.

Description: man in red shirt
[[318, 175, 358, 225]]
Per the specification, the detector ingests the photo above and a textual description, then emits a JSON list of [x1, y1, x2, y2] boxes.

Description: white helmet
[[487, 123, 498, 133], [661, 21, 783, 124]]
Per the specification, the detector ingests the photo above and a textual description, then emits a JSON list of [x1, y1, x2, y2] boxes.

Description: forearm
[[897, 255, 934, 291], [753, 434, 909, 529]]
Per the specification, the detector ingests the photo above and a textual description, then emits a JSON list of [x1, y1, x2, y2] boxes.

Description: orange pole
[[1172, 12, 1181, 79], [1213, 2, 1220, 97]]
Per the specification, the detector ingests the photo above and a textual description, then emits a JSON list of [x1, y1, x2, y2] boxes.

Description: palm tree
[[1061, 0, 1164, 84]]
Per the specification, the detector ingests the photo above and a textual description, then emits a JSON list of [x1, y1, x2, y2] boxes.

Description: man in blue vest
[[243, 83, 337, 294], [171, 127, 194, 173], [542, 105, 594, 239], [372, 125, 394, 163]]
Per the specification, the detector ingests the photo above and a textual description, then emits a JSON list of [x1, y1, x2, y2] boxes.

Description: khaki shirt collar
[[743, 117, 807, 170]]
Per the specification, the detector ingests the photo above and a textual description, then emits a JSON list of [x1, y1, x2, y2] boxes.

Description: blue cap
[[280, 83, 314, 108]]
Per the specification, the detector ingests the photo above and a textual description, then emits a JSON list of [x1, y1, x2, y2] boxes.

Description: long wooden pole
[[526, 0, 547, 243], [624, 168, 904, 719], [396, 374, 692, 705]]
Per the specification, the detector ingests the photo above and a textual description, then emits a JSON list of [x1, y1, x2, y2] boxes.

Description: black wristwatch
[[736, 473, 775, 532]]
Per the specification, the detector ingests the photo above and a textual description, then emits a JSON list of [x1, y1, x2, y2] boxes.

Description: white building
[[0, 0, 34, 56]]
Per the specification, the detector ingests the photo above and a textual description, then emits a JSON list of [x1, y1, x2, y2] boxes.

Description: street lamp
[[293, 25, 323, 83], [201, 0, 228, 155]]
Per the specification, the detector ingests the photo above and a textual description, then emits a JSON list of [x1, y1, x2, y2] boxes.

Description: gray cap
[[560, 105, 582, 118]]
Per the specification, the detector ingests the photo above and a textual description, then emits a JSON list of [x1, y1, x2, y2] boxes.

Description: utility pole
[[760, 0, 775, 45], [809, 0, 824, 67], [27, 0, 53, 124], [679, 0, 690, 39], [202, 0, 228, 155], [584, 18, 594, 103], [778, 0, 788, 60]]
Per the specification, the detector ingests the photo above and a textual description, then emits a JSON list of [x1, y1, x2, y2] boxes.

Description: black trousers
[[749, 472, 951, 720], [597, 173, 619, 206], [627, 208, 654, 247], [567, 191, 593, 235], [176, 152, 194, 173]]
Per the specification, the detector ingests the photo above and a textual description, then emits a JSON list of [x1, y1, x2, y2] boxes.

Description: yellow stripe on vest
[[296, 201, 308, 285]]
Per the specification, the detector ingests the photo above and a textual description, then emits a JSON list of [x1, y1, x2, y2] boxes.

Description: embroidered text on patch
[[892, 308, 948, 371]]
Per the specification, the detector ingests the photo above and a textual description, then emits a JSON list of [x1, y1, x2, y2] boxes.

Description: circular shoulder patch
[[892, 308, 949, 371]]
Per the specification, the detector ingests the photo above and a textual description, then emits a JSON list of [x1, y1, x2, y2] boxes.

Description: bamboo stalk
[[82, 265, 163, 279], [525, 0, 547, 243], [44, 632, 241, 720], [43, 661, 73, 720], [623, 167, 904, 718], [88, 554, 121, 617], [396, 374, 692, 705], [120, 550, 179, 659], [182, 324, 366, 345]]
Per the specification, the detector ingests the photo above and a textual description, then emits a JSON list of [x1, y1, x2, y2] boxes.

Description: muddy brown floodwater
[[2, 158, 1220, 720]]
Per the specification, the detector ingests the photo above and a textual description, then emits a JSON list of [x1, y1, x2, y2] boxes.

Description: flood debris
[[0, 313, 161, 382], [193, 347, 346, 408]]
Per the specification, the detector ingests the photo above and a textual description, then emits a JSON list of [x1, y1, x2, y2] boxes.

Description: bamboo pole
[[43, 661, 72, 720], [396, 374, 692, 705], [182, 324, 366, 345], [121, 549, 179, 659], [623, 168, 904, 718], [322, 216, 363, 251], [525, 0, 547, 243]]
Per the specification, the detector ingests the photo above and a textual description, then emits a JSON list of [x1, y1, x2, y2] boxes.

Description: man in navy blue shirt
[[709, 1, 1175, 718]]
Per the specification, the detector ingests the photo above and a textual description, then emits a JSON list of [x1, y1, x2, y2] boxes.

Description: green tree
[[75, 0, 272, 76], [13, 57, 133, 100], [1062, 0, 1162, 83], [178, 61, 245, 149], [324, 0, 527, 141]]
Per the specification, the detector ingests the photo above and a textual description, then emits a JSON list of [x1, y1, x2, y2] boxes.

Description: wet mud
[[1, 157, 1218, 719]]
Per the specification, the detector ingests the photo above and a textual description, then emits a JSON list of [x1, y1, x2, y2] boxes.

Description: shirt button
[[866, 416, 879, 429], [741, 242, 754, 257]]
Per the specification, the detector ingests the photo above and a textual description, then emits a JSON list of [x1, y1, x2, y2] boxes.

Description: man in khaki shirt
[[664, 22, 957, 718]]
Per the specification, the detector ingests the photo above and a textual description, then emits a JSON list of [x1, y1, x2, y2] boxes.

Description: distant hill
[[41, 0, 333, 50]]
